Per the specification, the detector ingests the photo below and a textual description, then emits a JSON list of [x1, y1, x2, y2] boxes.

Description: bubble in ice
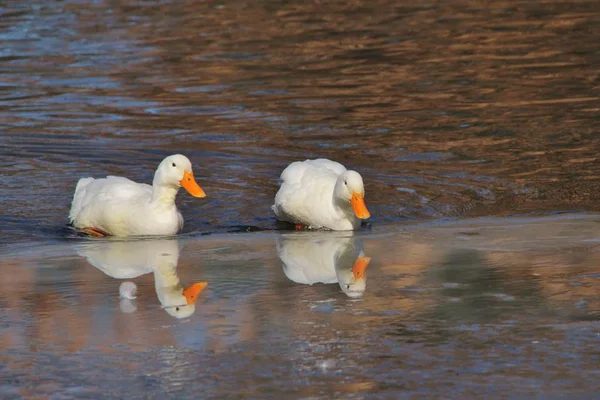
[[120, 299, 137, 314], [119, 281, 137, 299]]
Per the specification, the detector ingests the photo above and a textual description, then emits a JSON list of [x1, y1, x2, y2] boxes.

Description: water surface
[[1, 0, 600, 243]]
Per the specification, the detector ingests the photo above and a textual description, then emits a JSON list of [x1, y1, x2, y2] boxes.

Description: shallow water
[[2, 215, 600, 398], [2, 0, 600, 397]]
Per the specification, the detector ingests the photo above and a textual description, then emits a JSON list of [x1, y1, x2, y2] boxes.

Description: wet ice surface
[[1, 215, 600, 398]]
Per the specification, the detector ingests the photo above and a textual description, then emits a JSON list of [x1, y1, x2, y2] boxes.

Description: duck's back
[[279, 159, 346, 185], [273, 159, 347, 227]]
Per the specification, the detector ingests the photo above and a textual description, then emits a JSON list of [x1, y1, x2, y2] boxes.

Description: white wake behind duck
[[272, 159, 370, 230], [76, 238, 207, 318], [69, 154, 206, 237], [276, 232, 371, 298]]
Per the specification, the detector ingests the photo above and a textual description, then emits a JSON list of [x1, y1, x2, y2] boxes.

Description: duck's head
[[154, 154, 206, 198], [162, 281, 208, 318], [334, 171, 370, 219], [338, 256, 371, 298]]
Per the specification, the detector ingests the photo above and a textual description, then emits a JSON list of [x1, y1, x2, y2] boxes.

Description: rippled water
[[1, 0, 600, 243], [1, 0, 600, 397]]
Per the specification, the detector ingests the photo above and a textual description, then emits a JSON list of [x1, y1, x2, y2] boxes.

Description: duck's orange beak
[[352, 257, 371, 280], [182, 282, 208, 305], [180, 171, 206, 198], [350, 192, 370, 219]]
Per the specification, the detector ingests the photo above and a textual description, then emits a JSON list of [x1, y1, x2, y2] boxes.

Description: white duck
[[276, 232, 371, 298], [272, 159, 370, 230], [69, 154, 206, 237], [76, 238, 207, 318]]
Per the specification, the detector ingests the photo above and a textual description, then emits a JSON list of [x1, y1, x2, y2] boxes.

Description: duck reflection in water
[[76, 239, 207, 318], [276, 232, 371, 298]]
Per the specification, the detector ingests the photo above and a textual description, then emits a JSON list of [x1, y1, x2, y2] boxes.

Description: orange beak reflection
[[180, 171, 206, 198], [182, 282, 208, 305], [352, 257, 371, 280], [350, 192, 370, 219]]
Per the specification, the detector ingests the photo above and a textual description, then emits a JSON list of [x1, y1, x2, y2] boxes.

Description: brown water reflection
[[1, 0, 599, 242], [1, 215, 600, 397]]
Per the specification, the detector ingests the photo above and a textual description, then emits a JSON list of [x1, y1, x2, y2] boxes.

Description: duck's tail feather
[[68, 177, 95, 224]]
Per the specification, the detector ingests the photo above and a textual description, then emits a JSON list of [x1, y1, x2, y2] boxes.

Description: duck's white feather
[[272, 158, 367, 230], [70, 177, 152, 222], [280, 159, 347, 185], [69, 176, 177, 237]]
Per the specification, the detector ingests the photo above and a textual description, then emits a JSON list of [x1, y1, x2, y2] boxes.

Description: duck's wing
[[69, 176, 152, 224], [69, 177, 94, 223], [83, 176, 151, 202]]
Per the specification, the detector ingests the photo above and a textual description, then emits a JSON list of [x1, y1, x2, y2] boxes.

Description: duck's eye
[[345, 285, 350, 289], [172, 163, 177, 167], [175, 307, 180, 311], [344, 181, 347, 186]]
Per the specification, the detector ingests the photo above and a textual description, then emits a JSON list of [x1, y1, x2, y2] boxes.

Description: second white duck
[[272, 159, 370, 230]]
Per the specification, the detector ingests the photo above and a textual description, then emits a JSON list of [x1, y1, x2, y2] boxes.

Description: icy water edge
[[2, 215, 600, 398]]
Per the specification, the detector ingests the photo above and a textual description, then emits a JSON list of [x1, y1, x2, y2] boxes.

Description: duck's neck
[[333, 197, 352, 214], [151, 181, 179, 207], [332, 184, 353, 217], [153, 262, 184, 306], [331, 185, 359, 229], [154, 262, 181, 290]]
